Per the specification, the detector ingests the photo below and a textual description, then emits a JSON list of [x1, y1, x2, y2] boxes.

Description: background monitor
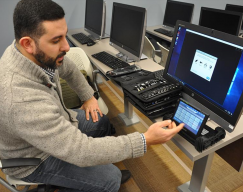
[[84, 0, 106, 39], [163, 20, 243, 133], [109, 3, 147, 62], [199, 7, 242, 36], [163, 0, 194, 28], [225, 4, 243, 30]]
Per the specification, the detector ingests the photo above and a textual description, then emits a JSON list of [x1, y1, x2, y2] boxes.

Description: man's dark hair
[[13, 0, 65, 42]]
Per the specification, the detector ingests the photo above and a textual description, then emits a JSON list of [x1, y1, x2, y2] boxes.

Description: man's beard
[[33, 45, 66, 69]]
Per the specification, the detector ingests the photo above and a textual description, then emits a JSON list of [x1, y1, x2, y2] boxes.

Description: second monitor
[[84, 0, 107, 39], [163, 0, 194, 29], [154, 0, 194, 37], [199, 7, 243, 36], [109, 3, 147, 62], [225, 4, 243, 30]]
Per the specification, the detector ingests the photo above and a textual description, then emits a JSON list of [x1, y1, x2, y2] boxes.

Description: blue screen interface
[[173, 101, 205, 135], [167, 26, 243, 116]]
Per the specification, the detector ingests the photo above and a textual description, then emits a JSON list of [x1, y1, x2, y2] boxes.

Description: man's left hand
[[80, 96, 103, 122]]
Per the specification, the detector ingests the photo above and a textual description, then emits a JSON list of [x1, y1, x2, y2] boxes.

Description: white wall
[[0, 0, 243, 56], [54, 0, 163, 34], [0, 0, 18, 57]]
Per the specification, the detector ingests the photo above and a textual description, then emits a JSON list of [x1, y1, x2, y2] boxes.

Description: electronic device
[[154, 28, 174, 37], [109, 3, 147, 62], [199, 7, 243, 36], [87, 41, 96, 46], [84, 0, 107, 40], [122, 72, 182, 103], [105, 69, 152, 86], [163, 0, 194, 28], [163, 20, 243, 132], [172, 99, 226, 151], [154, 0, 194, 36], [72, 33, 96, 45], [114, 70, 182, 119], [172, 99, 209, 138], [106, 65, 141, 77], [92, 51, 130, 69], [225, 4, 243, 30], [195, 127, 226, 152], [154, 69, 164, 80], [124, 89, 177, 119]]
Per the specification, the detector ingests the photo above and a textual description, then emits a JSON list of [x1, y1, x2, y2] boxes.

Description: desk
[[67, 28, 162, 126], [67, 28, 243, 192], [146, 25, 173, 43]]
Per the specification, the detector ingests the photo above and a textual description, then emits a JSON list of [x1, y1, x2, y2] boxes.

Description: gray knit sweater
[[0, 41, 144, 178]]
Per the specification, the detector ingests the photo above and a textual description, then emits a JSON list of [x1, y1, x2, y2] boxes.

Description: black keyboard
[[72, 33, 95, 45], [154, 28, 174, 37], [92, 51, 130, 69]]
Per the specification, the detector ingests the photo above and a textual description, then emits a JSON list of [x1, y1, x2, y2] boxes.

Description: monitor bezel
[[163, 0, 194, 28], [199, 7, 243, 36], [109, 2, 147, 62], [163, 20, 243, 132], [84, 0, 106, 39]]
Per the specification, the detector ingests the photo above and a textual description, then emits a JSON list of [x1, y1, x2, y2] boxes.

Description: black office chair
[[0, 158, 53, 192]]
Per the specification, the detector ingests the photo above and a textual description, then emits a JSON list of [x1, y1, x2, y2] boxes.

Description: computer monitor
[[109, 3, 147, 62], [225, 4, 243, 30], [163, 0, 194, 29], [163, 20, 243, 133], [199, 7, 243, 36], [84, 0, 107, 40]]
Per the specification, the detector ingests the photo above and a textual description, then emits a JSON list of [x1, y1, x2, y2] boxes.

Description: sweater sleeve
[[58, 56, 94, 102], [10, 98, 145, 167]]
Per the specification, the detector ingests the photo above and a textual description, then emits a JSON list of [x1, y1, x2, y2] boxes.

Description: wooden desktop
[[67, 28, 243, 192]]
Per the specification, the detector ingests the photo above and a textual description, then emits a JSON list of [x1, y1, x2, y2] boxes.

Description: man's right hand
[[143, 120, 184, 146]]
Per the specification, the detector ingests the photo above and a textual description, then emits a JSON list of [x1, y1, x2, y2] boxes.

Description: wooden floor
[[2, 80, 243, 192]]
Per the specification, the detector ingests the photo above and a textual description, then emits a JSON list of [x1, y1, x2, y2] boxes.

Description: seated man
[[0, 0, 184, 192]]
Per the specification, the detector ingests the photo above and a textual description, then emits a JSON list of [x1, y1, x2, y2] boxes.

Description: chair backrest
[[142, 36, 155, 59], [157, 42, 169, 67], [66, 47, 94, 82], [62, 47, 109, 114]]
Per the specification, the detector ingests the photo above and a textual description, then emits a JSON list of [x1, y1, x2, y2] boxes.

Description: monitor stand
[[84, 29, 102, 41], [116, 52, 148, 63], [101, 33, 110, 39]]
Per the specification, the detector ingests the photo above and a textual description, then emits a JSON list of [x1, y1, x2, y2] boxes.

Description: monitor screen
[[199, 7, 242, 36], [109, 3, 146, 62], [163, 0, 194, 28], [225, 4, 243, 30], [163, 20, 243, 132], [85, 0, 104, 37]]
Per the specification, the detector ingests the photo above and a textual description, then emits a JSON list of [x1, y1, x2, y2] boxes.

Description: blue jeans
[[22, 109, 121, 192]]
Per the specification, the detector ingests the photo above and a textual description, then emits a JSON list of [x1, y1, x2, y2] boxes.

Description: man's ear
[[18, 37, 36, 54]]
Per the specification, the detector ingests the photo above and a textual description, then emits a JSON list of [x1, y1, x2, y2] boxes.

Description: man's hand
[[80, 96, 103, 122], [144, 120, 184, 146]]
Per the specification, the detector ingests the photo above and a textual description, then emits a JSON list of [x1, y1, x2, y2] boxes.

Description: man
[[0, 0, 184, 192]]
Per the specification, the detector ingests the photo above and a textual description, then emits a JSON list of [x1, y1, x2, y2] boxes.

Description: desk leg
[[178, 153, 214, 192], [118, 97, 140, 126]]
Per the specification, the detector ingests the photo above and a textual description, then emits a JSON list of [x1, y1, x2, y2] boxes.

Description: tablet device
[[172, 99, 209, 139]]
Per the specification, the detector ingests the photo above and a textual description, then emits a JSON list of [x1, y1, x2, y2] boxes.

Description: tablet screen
[[172, 99, 207, 135]]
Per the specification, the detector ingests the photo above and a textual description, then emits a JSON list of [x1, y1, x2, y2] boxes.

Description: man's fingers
[[98, 108, 103, 117], [155, 120, 172, 128], [168, 123, 184, 135], [85, 110, 90, 120]]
